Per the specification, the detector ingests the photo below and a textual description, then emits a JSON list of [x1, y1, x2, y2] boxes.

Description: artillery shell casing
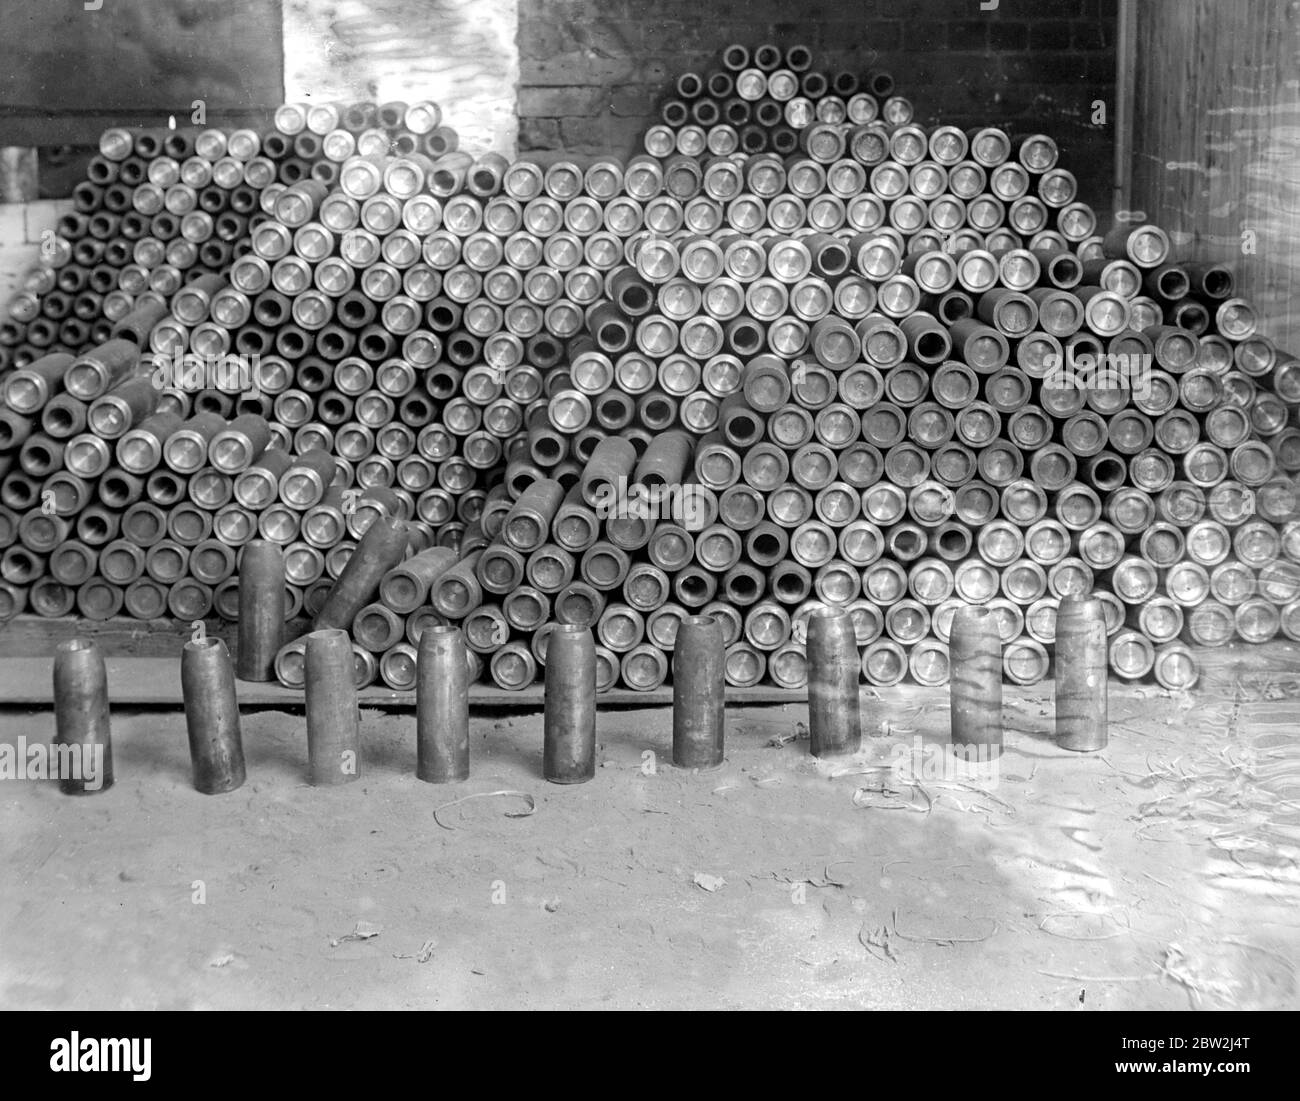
[[949, 605, 1003, 760], [672, 614, 725, 768], [52, 638, 114, 795], [1054, 595, 1108, 752], [543, 624, 597, 784], [806, 606, 861, 757], [416, 625, 470, 783], [503, 477, 565, 553], [379, 546, 458, 613], [579, 435, 637, 508], [2, 352, 74, 413], [64, 338, 140, 400], [236, 540, 285, 681], [431, 550, 486, 617], [273, 638, 308, 689], [314, 515, 409, 630], [634, 428, 693, 486], [350, 599, 403, 652], [181, 637, 246, 794], [304, 628, 360, 785]]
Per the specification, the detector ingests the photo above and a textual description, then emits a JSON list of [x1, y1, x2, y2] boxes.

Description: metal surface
[[180, 636, 246, 794], [949, 605, 1002, 759], [304, 627, 360, 785], [543, 624, 597, 783], [806, 606, 862, 756], [672, 614, 726, 768], [51, 638, 114, 795], [1054, 596, 1108, 752], [416, 625, 470, 782]]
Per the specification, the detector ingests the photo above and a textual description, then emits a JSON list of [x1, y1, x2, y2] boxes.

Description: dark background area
[[0, 0, 1118, 211], [0, 0, 284, 197], [518, 0, 1119, 210]]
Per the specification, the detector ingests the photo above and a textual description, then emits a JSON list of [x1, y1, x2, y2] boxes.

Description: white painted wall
[[0, 200, 72, 304], [282, 0, 520, 157]]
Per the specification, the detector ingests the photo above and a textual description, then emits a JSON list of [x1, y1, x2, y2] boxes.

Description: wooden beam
[[1113, 0, 1138, 215], [1129, 0, 1300, 350], [0, 655, 807, 709], [0, 147, 38, 202]]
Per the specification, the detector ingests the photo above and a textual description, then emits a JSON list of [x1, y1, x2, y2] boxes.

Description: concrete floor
[[2, 673, 1298, 1010]]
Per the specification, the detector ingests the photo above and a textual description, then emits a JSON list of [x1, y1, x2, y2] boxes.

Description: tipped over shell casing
[[380, 546, 458, 614], [314, 515, 409, 630]]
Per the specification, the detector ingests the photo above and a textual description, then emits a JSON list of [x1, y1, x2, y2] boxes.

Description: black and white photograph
[[0, 0, 1295, 1055]]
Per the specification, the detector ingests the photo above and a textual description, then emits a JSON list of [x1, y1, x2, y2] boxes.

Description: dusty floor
[[2, 670, 1298, 1010]]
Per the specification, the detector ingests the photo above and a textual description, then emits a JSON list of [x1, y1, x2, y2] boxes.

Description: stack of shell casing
[[242, 120, 1299, 692], [0, 321, 440, 649], [0, 100, 451, 372], [2, 49, 1298, 696], [649, 43, 911, 161], [117, 145, 553, 556]]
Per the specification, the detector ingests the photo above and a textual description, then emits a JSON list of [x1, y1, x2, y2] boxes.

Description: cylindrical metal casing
[[672, 614, 725, 768], [949, 605, 1002, 759], [380, 546, 458, 614], [235, 540, 285, 681], [1150, 642, 1198, 691], [314, 515, 409, 629], [181, 637, 246, 794], [305, 627, 360, 785], [503, 477, 565, 552], [579, 435, 637, 508], [52, 638, 114, 795], [1054, 596, 1108, 752], [416, 625, 470, 783], [543, 624, 597, 784], [806, 606, 861, 757]]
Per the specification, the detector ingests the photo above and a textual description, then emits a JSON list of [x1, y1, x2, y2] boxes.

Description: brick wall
[[518, 0, 1118, 210]]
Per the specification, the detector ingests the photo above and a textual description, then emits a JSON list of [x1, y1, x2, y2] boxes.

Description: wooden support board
[[2, 616, 1296, 709], [0, 616, 800, 708], [0, 656, 800, 710], [0, 613, 244, 659]]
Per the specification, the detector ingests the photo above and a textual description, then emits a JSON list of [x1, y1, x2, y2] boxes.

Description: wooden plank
[[1130, 0, 1300, 351], [0, 110, 279, 152], [1113, 0, 1138, 212], [0, 148, 38, 203], [3, 616, 1297, 704], [282, 0, 519, 156], [3, 651, 1267, 713], [0, 656, 802, 709], [0, 614, 243, 658]]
